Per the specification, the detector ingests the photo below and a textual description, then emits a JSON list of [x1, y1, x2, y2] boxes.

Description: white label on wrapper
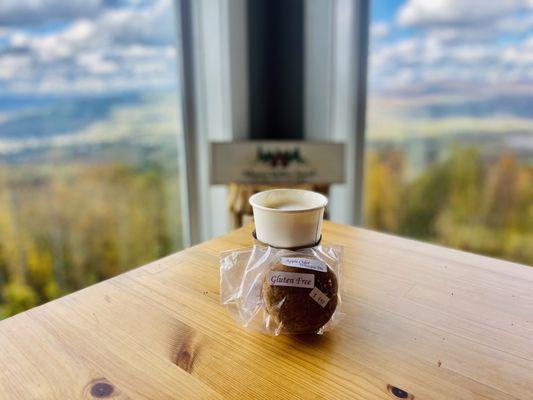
[[267, 271, 315, 288], [281, 257, 327, 272], [309, 287, 330, 307]]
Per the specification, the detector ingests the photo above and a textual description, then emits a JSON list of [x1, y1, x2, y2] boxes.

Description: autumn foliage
[[365, 147, 533, 265], [0, 162, 182, 318]]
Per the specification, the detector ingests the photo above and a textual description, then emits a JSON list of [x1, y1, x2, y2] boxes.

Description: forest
[[0, 161, 182, 318], [365, 147, 532, 266], [0, 146, 531, 318]]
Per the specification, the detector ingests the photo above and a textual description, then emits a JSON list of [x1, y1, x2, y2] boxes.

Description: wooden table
[[1, 222, 532, 399]]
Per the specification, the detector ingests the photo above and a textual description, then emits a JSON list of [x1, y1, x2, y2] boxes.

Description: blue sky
[[372, 0, 404, 22], [0, 0, 532, 98], [0, 0, 178, 96], [368, 0, 533, 95]]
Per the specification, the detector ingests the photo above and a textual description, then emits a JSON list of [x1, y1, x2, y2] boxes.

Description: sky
[[0, 0, 178, 96], [369, 0, 533, 96], [1, 0, 533, 98]]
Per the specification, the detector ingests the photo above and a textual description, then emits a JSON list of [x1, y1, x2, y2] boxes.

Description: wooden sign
[[210, 141, 345, 184]]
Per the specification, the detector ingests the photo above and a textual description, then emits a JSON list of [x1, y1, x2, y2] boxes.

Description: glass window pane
[[0, 0, 184, 318], [365, 1, 533, 265]]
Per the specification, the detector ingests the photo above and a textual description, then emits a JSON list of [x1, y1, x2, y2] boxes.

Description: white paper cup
[[249, 189, 328, 248]]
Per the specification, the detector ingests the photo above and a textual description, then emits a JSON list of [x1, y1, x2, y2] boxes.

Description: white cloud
[[501, 35, 533, 65], [369, 32, 533, 93], [497, 12, 533, 33], [77, 53, 118, 74], [371, 21, 389, 40], [0, 0, 103, 26], [66, 20, 96, 42], [369, 0, 533, 95], [0, 54, 31, 79], [397, 0, 532, 27], [100, 0, 175, 45], [8, 22, 93, 61], [0, 0, 178, 95]]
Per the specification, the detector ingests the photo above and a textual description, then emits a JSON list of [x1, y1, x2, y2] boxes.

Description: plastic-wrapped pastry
[[262, 259, 338, 334]]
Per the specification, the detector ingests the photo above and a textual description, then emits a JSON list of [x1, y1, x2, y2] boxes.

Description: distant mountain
[[0, 96, 61, 113], [0, 89, 181, 165], [409, 95, 533, 119], [0, 92, 144, 140]]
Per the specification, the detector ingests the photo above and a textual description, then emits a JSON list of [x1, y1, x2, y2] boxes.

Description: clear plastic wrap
[[220, 243, 343, 335]]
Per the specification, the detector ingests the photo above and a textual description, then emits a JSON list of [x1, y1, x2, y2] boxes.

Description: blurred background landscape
[[0, 0, 532, 318], [0, 0, 184, 317], [365, 0, 533, 268], [0, 91, 184, 317]]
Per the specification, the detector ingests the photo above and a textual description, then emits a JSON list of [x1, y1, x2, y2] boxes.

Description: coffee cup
[[249, 189, 328, 248]]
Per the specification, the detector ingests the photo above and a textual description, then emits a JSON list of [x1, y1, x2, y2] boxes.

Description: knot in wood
[[91, 382, 114, 398], [387, 384, 413, 399]]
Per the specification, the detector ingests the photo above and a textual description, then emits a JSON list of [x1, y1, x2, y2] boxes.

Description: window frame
[[304, 0, 370, 226]]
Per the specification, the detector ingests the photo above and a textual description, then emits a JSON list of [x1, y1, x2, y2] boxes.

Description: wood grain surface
[[0, 221, 532, 399]]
